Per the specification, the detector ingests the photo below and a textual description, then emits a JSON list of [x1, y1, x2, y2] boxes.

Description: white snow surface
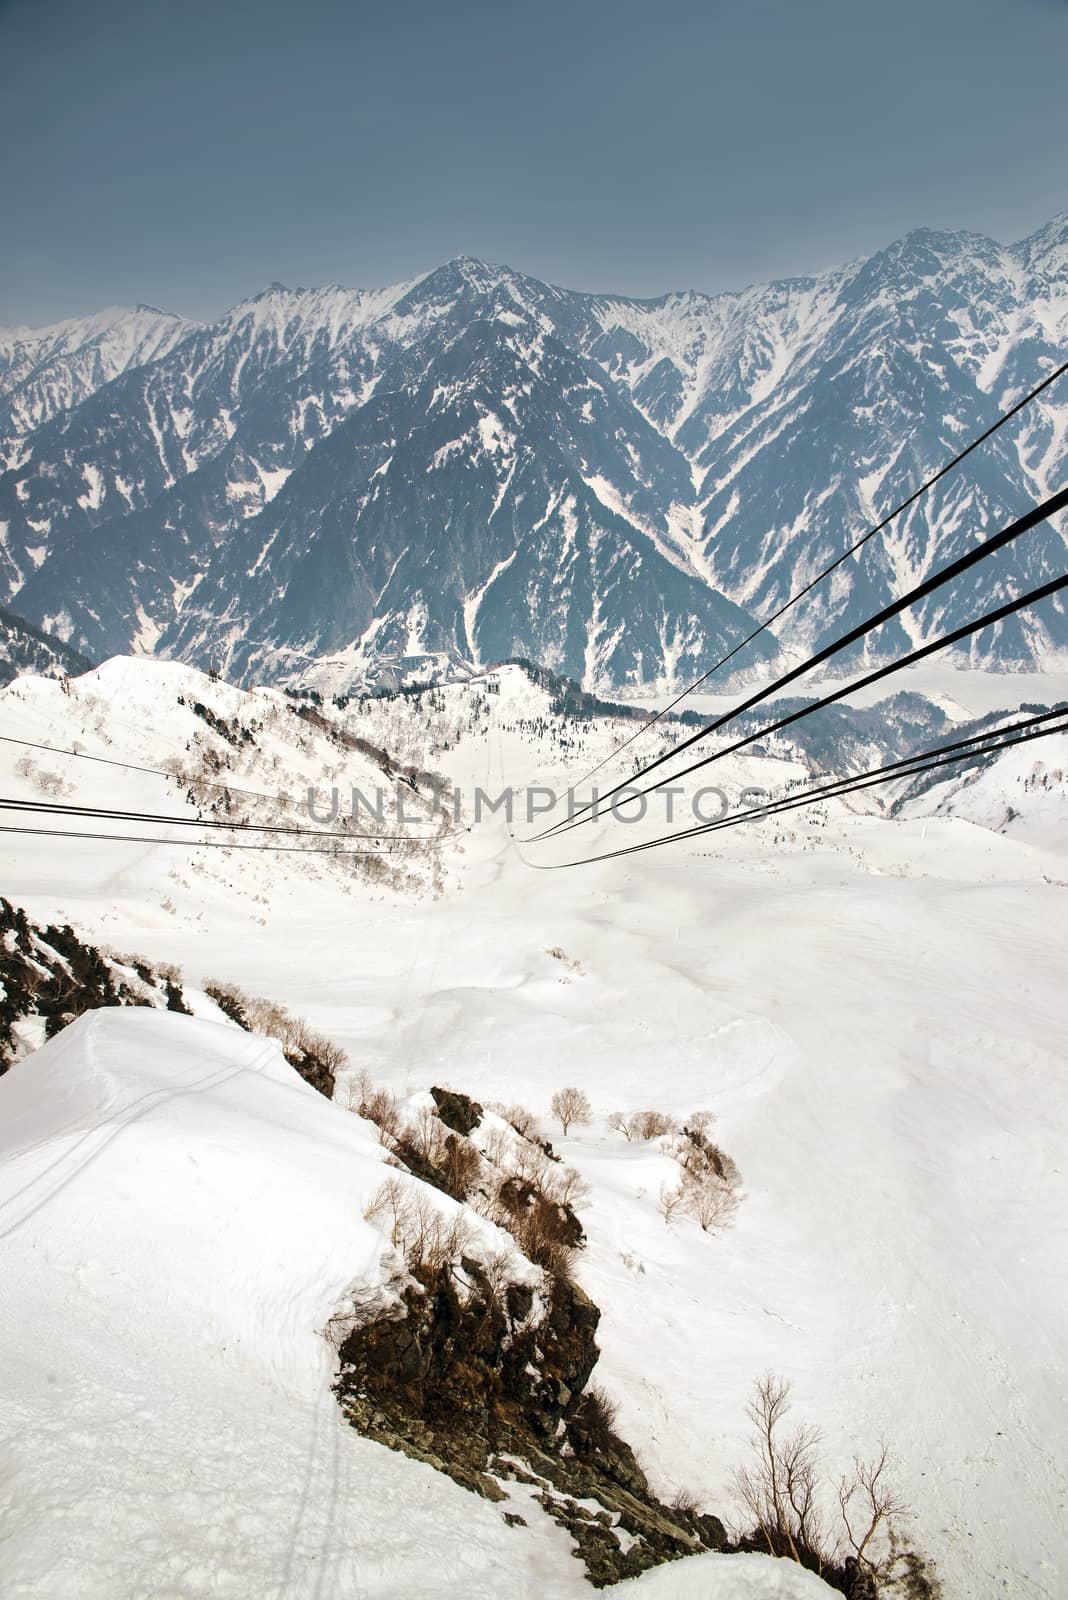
[[614, 1553, 834, 1597], [0, 1006, 832, 1599], [0, 1009, 591, 1598], [2, 656, 1067, 1598]]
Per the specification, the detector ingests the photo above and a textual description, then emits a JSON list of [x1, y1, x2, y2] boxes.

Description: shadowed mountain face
[[0, 606, 92, 688], [1, 218, 1065, 692]]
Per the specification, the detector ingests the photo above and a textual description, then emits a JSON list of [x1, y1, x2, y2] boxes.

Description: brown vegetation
[[732, 1377, 942, 1598], [204, 979, 345, 1098], [551, 1086, 592, 1134]]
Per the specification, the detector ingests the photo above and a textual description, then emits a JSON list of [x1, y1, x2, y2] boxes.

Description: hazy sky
[[2, 0, 1066, 326]]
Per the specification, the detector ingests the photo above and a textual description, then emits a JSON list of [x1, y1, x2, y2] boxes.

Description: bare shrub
[[551, 1086, 592, 1135], [15, 755, 72, 797], [545, 945, 583, 976], [436, 1132, 482, 1201], [672, 1125, 741, 1191], [508, 1136, 553, 1191], [507, 1196, 577, 1278], [404, 1103, 447, 1166], [363, 1177, 473, 1273], [356, 1084, 486, 1203], [610, 1109, 676, 1141], [288, 1013, 347, 1076], [612, 1106, 718, 1149], [350, 1069, 401, 1139], [350, 1067, 375, 1111], [684, 1174, 740, 1233], [489, 1101, 539, 1139], [482, 1125, 511, 1169], [204, 979, 249, 1026], [634, 1109, 678, 1139], [366, 1089, 402, 1142], [363, 1175, 408, 1241], [546, 1164, 590, 1210], [659, 1182, 686, 1223], [204, 980, 344, 1096], [488, 1158, 580, 1276], [576, 1384, 617, 1443]]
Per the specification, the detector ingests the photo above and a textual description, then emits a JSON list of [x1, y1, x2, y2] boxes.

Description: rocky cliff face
[[334, 1217, 726, 1587]]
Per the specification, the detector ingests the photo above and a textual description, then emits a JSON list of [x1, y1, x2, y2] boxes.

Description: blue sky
[[2, 0, 1066, 325]]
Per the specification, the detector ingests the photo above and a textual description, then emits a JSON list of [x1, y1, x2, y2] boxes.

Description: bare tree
[[551, 1086, 592, 1135], [732, 1377, 932, 1594], [684, 1174, 740, 1233], [838, 1442, 907, 1581], [733, 1375, 824, 1564], [658, 1181, 686, 1223], [609, 1109, 678, 1141]]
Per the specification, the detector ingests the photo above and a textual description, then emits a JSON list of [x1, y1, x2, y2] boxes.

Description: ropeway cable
[[0, 793, 448, 843], [0, 823, 408, 857], [518, 569, 1068, 862], [523, 706, 1068, 870], [529, 484, 1068, 841], [561, 357, 1068, 794], [0, 732, 283, 803]]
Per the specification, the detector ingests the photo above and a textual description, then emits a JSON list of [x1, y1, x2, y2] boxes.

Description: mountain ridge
[[1, 213, 1065, 692]]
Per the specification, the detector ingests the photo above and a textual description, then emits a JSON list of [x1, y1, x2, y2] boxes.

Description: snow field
[[2, 656, 1066, 1596]]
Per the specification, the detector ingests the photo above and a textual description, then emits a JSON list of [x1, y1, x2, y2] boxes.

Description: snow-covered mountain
[[0, 604, 92, 687], [0, 304, 194, 462], [1, 217, 1066, 689]]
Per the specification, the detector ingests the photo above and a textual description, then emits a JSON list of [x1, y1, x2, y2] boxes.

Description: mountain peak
[[3, 210, 1067, 688], [432, 255, 518, 291]]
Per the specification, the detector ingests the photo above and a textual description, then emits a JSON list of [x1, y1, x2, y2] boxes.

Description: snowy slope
[[0, 653, 453, 914], [0, 1004, 840, 1598], [0, 1009, 569, 1598], [0, 604, 92, 686], [2, 659, 1066, 1597], [614, 1556, 834, 1598]]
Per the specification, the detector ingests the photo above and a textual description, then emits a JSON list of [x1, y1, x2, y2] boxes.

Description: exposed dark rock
[[282, 1044, 336, 1100], [203, 982, 249, 1028], [430, 1084, 484, 1136], [695, 1511, 728, 1549], [164, 978, 192, 1014], [0, 900, 337, 1100], [0, 899, 130, 1069], [334, 1257, 722, 1586], [495, 1174, 586, 1253]]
